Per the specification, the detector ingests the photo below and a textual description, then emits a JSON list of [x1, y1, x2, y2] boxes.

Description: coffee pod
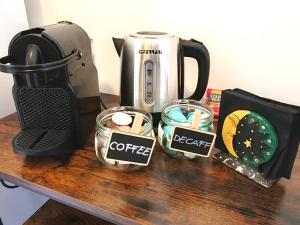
[[118, 125, 131, 133], [167, 107, 187, 123], [112, 112, 132, 126]]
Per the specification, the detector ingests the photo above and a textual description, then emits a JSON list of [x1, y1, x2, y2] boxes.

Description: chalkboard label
[[169, 126, 216, 157], [104, 131, 156, 166]]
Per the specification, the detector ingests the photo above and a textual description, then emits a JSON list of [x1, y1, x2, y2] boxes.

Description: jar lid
[[161, 99, 213, 127], [129, 31, 174, 39]]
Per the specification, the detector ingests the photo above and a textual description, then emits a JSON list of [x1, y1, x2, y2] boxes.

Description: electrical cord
[[78, 95, 108, 116], [0, 179, 19, 189]]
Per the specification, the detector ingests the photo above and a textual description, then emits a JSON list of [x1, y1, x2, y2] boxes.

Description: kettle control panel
[[144, 60, 154, 104]]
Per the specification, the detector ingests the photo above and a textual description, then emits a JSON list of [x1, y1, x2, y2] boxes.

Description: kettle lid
[[129, 31, 174, 39]]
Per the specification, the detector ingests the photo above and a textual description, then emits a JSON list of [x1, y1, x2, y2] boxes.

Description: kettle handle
[[0, 48, 82, 74], [181, 39, 210, 100]]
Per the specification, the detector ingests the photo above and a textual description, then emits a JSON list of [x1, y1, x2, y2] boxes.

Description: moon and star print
[[222, 110, 278, 168]]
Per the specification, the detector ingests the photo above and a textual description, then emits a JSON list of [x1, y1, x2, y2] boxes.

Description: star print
[[244, 139, 252, 148], [232, 113, 274, 166]]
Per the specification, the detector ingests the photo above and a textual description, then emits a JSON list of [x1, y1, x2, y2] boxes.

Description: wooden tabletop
[[0, 94, 299, 225]]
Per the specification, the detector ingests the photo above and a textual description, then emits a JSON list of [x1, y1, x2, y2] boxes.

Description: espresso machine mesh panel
[[17, 88, 73, 129]]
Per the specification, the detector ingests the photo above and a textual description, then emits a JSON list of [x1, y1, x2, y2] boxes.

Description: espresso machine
[[0, 21, 100, 156]]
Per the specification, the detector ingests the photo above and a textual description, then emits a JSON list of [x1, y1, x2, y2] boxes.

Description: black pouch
[[215, 89, 300, 181]]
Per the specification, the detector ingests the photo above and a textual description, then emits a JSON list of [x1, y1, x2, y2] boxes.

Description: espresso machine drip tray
[[12, 129, 74, 156]]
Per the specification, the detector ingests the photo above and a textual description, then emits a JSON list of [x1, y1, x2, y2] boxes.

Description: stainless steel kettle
[[113, 31, 210, 125]]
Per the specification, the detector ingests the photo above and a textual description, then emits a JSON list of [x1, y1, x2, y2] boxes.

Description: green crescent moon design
[[222, 110, 278, 167]]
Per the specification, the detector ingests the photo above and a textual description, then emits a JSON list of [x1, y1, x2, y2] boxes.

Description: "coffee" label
[[105, 131, 156, 166]]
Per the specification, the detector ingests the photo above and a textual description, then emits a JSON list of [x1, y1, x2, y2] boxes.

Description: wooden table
[[0, 94, 299, 225]]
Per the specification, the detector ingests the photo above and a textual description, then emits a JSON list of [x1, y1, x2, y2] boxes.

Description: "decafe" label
[[104, 131, 156, 166], [169, 126, 216, 157]]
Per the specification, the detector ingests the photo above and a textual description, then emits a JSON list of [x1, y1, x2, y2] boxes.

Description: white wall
[[0, 0, 29, 118], [24, 0, 300, 106], [0, 1, 48, 225]]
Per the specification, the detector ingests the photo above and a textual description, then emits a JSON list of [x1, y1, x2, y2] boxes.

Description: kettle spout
[[112, 37, 124, 56]]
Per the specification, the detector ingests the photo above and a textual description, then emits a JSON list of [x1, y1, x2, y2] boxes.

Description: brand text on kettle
[[139, 50, 162, 54]]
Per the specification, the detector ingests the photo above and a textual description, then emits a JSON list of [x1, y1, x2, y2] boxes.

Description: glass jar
[[158, 99, 214, 159], [95, 106, 154, 171]]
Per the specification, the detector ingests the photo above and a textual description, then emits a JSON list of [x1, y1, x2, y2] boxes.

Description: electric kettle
[[113, 31, 210, 125]]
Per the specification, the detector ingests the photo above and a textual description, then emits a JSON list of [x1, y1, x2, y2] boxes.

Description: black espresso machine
[[0, 21, 100, 156]]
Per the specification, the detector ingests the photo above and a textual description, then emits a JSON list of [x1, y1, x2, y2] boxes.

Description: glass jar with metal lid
[[158, 99, 214, 159], [95, 106, 154, 171]]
